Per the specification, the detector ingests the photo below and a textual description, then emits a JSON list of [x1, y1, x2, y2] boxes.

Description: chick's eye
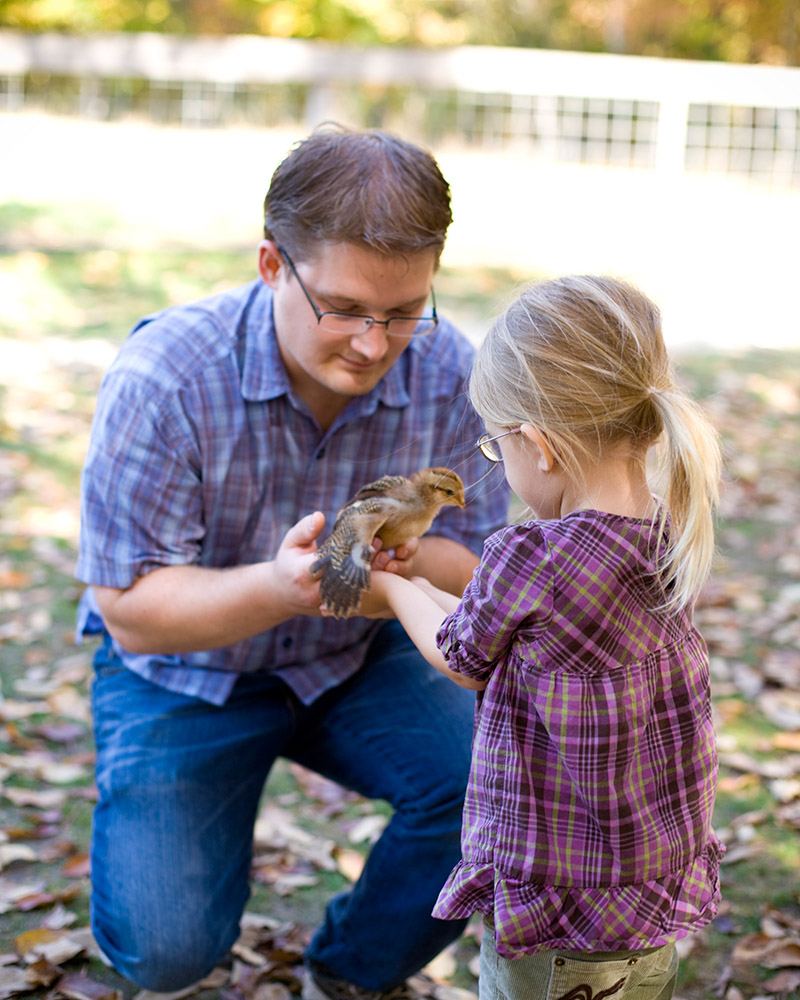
[[443, 488, 454, 495]]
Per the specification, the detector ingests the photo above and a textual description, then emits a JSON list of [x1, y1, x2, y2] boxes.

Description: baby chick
[[311, 467, 466, 618]]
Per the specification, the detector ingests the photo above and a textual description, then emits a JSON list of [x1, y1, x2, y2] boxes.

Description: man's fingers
[[285, 511, 325, 548]]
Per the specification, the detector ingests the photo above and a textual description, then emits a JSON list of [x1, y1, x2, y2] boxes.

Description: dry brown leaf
[[762, 968, 800, 992], [25, 957, 62, 987], [272, 872, 318, 896], [774, 732, 800, 751], [20, 928, 86, 966], [3, 787, 66, 809], [253, 985, 292, 1000], [56, 972, 121, 1000], [0, 700, 51, 721], [758, 690, 800, 730], [230, 941, 268, 967], [14, 928, 63, 956], [0, 964, 30, 1000], [346, 814, 388, 845], [30, 721, 86, 743], [334, 847, 365, 883], [46, 685, 91, 723], [61, 852, 91, 877], [761, 903, 800, 935], [769, 778, 800, 804], [730, 932, 782, 964], [0, 844, 37, 870]]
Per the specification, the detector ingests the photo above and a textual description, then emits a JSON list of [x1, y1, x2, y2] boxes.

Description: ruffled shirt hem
[[432, 842, 723, 959]]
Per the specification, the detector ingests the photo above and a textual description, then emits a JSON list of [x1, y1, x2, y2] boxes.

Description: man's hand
[[93, 512, 329, 655], [272, 511, 327, 615]]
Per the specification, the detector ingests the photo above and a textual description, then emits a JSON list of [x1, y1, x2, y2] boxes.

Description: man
[[76, 124, 509, 999]]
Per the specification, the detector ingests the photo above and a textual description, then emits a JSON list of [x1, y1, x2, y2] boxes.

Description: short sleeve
[[436, 523, 554, 681], [76, 370, 204, 588]]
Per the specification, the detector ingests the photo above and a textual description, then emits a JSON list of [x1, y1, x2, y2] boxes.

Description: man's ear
[[258, 240, 283, 288], [520, 424, 555, 472]]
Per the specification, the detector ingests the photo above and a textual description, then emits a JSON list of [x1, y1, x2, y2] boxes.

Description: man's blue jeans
[[89, 621, 473, 993]]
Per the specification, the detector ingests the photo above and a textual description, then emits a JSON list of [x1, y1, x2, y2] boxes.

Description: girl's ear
[[258, 240, 283, 288], [520, 424, 555, 472]]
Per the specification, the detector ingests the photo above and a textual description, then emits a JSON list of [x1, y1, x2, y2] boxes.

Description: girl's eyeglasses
[[475, 427, 521, 462]]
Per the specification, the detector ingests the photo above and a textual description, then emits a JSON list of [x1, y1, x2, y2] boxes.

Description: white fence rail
[[1, 30, 800, 186]]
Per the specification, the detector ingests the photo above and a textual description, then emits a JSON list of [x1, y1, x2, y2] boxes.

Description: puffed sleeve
[[436, 522, 554, 681]]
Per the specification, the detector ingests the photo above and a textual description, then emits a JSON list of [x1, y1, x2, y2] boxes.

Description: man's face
[[259, 241, 437, 423]]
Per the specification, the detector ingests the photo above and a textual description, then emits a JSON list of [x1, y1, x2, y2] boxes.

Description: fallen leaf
[[40, 761, 89, 784], [230, 941, 268, 967], [41, 902, 79, 929], [774, 732, 800, 752], [25, 957, 62, 987], [0, 964, 30, 999], [30, 721, 86, 743], [346, 814, 388, 845], [14, 928, 63, 955], [0, 700, 51, 721], [22, 931, 86, 966], [46, 685, 91, 723], [762, 968, 800, 992], [3, 787, 66, 808], [769, 778, 800, 804], [0, 844, 37, 870], [334, 847, 365, 883], [56, 972, 121, 1000], [272, 872, 318, 896], [758, 690, 800, 730], [253, 985, 292, 1000], [61, 852, 91, 877]]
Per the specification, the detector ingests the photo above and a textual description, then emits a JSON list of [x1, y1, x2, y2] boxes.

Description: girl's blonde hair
[[470, 275, 721, 611]]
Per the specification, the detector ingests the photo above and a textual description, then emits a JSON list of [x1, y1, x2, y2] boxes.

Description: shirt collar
[[240, 281, 412, 411]]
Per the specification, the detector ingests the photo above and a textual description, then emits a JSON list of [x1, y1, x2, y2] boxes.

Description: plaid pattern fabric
[[434, 512, 722, 956], [76, 279, 509, 706]]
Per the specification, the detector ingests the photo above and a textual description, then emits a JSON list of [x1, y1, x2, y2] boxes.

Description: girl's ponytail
[[470, 274, 722, 613], [649, 387, 721, 611]]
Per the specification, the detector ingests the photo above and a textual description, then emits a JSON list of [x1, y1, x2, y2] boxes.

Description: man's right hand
[[93, 512, 329, 655], [270, 511, 327, 615]]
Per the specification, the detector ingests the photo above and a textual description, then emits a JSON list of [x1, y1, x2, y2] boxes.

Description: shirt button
[[282, 636, 293, 648], [554, 958, 565, 967]]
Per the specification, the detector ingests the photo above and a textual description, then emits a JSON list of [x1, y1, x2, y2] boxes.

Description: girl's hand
[[370, 536, 420, 577]]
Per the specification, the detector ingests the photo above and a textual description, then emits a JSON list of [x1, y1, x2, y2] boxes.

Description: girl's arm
[[368, 571, 486, 691]]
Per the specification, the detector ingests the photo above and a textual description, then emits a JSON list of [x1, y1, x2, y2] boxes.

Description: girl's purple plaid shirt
[[434, 511, 723, 957]]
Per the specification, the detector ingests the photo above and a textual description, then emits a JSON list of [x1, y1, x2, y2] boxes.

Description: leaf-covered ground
[[1, 238, 800, 1000]]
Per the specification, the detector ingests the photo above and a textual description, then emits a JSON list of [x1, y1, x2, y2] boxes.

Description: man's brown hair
[[264, 123, 452, 262]]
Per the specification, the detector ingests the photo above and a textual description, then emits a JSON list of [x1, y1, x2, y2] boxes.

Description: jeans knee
[[92, 911, 232, 992]]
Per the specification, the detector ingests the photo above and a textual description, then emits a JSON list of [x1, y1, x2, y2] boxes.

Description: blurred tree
[[0, 0, 796, 64]]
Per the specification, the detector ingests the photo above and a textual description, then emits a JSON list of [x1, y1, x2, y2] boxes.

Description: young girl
[[365, 275, 723, 1000]]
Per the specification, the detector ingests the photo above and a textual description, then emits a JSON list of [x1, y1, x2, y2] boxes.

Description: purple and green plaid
[[76, 279, 509, 706], [434, 511, 722, 956]]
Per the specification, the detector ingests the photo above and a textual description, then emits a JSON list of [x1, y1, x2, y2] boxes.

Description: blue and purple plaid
[[434, 511, 722, 956], [76, 279, 509, 705]]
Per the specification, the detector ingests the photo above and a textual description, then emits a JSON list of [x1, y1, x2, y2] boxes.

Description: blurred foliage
[[0, 0, 797, 65]]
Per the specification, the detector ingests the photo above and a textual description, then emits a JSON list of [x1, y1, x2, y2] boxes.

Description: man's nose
[[350, 322, 390, 359]]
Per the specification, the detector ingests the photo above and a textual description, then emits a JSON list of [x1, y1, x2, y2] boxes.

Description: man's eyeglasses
[[279, 247, 438, 338], [476, 428, 521, 462]]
